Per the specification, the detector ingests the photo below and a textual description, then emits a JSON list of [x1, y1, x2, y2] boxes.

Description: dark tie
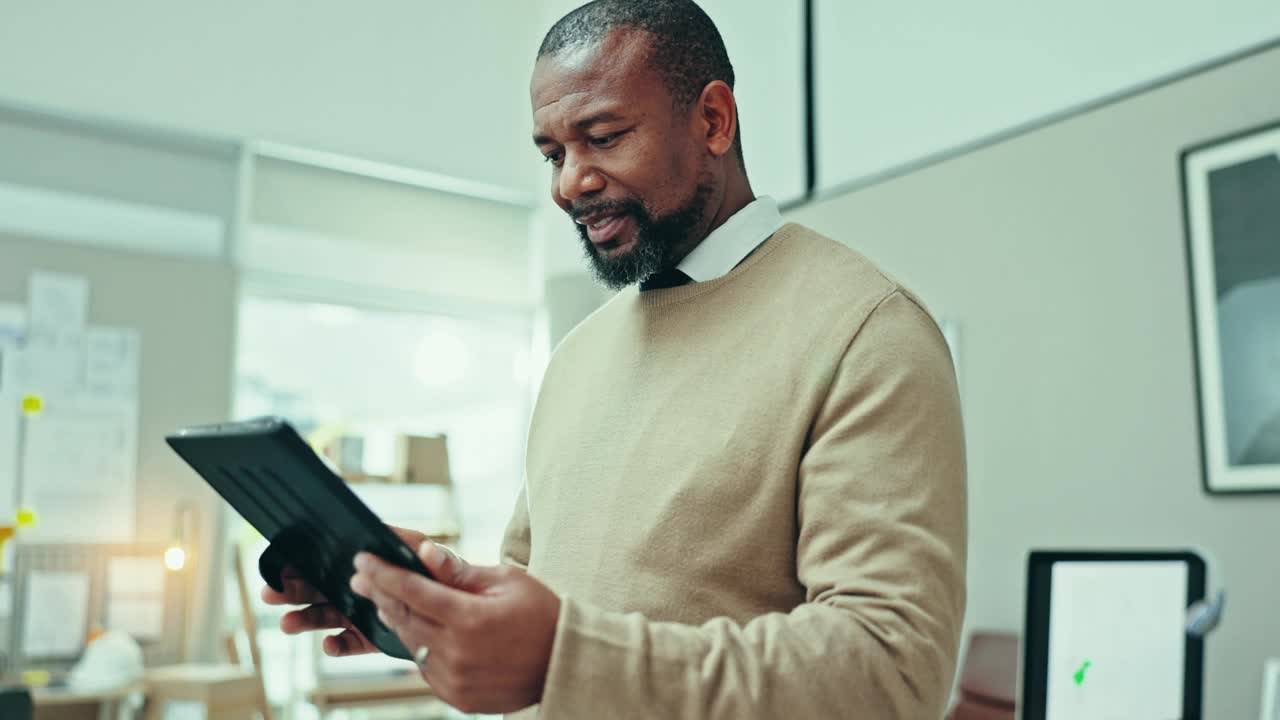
[[639, 268, 692, 292]]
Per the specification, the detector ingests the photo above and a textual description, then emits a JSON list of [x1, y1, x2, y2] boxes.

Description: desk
[[31, 683, 144, 720], [308, 672, 438, 715], [143, 664, 258, 720]]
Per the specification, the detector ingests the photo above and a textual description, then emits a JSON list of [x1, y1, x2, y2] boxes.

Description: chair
[[231, 545, 275, 720], [0, 686, 33, 720], [948, 631, 1019, 720]]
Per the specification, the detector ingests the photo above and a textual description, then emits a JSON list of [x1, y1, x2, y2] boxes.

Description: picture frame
[[1181, 119, 1280, 494]]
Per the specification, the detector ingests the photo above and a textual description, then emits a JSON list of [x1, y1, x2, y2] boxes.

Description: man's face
[[531, 31, 713, 288]]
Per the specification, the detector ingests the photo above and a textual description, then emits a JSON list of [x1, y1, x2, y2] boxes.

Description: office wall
[[0, 108, 238, 222], [788, 44, 1280, 718], [0, 233, 238, 661], [815, 0, 1280, 189], [0, 0, 540, 195]]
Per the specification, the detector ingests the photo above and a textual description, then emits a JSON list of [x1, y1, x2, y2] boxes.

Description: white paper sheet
[[20, 400, 138, 543], [19, 339, 82, 395], [0, 309, 23, 393], [0, 302, 27, 345], [107, 596, 165, 641], [85, 327, 141, 398], [161, 701, 208, 720], [108, 556, 166, 595], [21, 570, 90, 658], [0, 391, 19, 519], [28, 272, 88, 341], [0, 579, 13, 619], [0, 342, 13, 394], [24, 273, 90, 394], [1, 539, 13, 577]]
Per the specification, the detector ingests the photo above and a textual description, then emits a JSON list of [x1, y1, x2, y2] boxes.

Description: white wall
[[0, 0, 540, 195], [8, 2, 1278, 204], [789, 44, 1280, 719], [815, 0, 1280, 189]]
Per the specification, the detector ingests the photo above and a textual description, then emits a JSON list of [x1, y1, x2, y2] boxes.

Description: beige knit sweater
[[501, 223, 967, 719]]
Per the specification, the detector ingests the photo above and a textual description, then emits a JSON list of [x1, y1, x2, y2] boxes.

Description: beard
[[573, 179, 713, 290]]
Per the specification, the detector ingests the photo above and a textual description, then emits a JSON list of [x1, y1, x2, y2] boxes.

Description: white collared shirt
[[678, 196, 785, 283]]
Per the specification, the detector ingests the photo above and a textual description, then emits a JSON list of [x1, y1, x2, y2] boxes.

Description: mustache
[[569, 198, 644, 223]]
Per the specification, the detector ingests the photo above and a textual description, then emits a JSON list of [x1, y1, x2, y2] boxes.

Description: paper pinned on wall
[[85, 327, 141, 398], [108, 556, 166, 595], [161, 700, 208, 720], [0, 343, 12, 395], [21, 570, 90, 658], [0, 303, 24, 345], [28, 271, 88, 341], [0, 304, 28, 395], [24, 272, 89, 394], [0, 392, 19, 519], [20, 400, 138, 543], [21, 341, 82, 394], [107, 596, 165, 641], [0, 579, 13, 619]]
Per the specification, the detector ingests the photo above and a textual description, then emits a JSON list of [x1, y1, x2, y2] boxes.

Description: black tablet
[[1022, 550, 1206, 720], [166, 416, 432, 660]]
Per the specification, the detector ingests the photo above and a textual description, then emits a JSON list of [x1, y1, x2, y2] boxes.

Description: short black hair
[[538, 0, 744, 165]]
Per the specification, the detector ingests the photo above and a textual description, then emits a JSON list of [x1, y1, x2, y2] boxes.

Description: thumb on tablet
[[419, 541, 489, 593]]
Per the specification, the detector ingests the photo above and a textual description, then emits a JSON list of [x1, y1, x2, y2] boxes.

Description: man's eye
[[588, 132, 622, 148], [543, 152, 564, 167]]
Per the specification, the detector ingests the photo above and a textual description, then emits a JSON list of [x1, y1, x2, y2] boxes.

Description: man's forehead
[[530, 29, 654, 116]]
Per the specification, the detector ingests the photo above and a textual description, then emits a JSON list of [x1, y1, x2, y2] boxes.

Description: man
[[266, 1, 967, 717]]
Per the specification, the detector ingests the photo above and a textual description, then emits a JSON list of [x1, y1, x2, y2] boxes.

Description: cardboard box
[[391, 435, 452, 486]]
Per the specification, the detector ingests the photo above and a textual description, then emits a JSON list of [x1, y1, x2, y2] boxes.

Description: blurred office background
[[0, 1, 1278, 718]]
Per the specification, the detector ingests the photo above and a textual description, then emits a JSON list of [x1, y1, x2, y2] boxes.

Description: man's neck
[[670, 175, 755, 267]]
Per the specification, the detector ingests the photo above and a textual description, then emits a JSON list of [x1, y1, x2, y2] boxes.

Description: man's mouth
[[576, 211, 634, 249]]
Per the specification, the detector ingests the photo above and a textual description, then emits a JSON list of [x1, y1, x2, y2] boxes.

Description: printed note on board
[[21, 570, 91, 658], [85, 327, 141, 398]]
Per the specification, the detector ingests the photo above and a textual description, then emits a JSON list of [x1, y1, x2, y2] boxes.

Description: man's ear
[[696, 80, 738, 158]]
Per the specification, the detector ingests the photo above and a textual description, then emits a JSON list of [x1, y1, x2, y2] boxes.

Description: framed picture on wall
[[1181, 120, 1280, 494]]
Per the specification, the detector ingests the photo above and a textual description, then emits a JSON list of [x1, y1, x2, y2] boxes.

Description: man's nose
[[558, 154, 604, 202]]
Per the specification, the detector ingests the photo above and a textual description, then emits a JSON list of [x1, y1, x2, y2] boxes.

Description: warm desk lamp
[[166, 500, 198, 572]]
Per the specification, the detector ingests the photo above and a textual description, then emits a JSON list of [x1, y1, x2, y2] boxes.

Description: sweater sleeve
[[536, 290, 967, 718], [499, 486, 532, 570]]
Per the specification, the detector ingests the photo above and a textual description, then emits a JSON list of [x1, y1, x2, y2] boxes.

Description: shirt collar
[[677, 196, 784, 283]]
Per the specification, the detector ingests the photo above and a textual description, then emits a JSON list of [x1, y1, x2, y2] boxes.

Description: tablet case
[[166, 417, 432, 660]]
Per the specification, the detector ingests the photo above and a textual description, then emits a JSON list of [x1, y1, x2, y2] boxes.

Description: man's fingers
[[418, 541, 481, 591], [361, 580, 444, 641], [352, 553, 474, 625], [261, 575, 326, 606], [281, 604, 347, 634], [322, 629, 374, 657], [389, 525, 428, 549], [374, 598, 442, 649]]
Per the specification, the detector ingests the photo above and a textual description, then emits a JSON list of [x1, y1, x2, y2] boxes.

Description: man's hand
[[350, 540, 561, 715], [261, 525, 428, 657]]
